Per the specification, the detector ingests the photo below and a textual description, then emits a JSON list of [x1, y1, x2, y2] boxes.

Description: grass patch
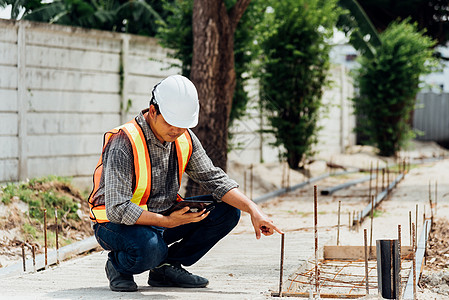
[[1, 175, 80, 223]]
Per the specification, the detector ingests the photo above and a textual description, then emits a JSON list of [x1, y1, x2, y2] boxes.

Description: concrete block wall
[[0, 19, 178, 186]]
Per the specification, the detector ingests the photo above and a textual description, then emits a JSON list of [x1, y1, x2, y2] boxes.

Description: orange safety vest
[[88, 119, 193, 223]]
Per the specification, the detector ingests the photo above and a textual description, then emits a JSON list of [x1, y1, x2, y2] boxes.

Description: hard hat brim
[[159, 104, 199, 129]]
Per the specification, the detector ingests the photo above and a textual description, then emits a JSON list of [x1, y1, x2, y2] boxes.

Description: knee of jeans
[[131, 236, 168, 271], [225, 206, 241, 229]]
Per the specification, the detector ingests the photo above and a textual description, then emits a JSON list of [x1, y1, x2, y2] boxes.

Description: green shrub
[[353, 19, 437, 156], [258, 0, 341, 169]]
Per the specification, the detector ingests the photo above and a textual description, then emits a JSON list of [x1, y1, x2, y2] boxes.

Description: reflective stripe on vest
[[88, 119, 192, 223]]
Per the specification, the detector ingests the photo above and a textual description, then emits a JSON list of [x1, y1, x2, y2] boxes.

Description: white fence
[[0, 19, 356, 187], [0, 19, 179, 186], [414, 92, 449, 142]]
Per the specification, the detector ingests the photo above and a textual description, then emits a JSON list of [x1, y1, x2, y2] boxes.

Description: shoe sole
[[148, 279, 208, 288], [109, 285, 138, 292]]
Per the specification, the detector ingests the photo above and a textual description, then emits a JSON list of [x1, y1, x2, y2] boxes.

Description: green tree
[[353, 19, 437, 156], [258, 0, 341, 169], [1, 0, 164, 36], [158, 0, 264, 126]]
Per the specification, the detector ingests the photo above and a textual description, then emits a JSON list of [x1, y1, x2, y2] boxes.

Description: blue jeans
[[93, 197, 240, 275]]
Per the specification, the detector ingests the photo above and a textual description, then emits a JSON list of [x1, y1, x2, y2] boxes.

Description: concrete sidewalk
[[0, 231, 329, 299]]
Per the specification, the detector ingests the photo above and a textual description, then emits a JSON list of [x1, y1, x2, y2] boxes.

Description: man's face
[[147, 105, 186, 143]]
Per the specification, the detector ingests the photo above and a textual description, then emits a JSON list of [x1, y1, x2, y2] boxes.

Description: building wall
[[0, 19, 179, 186], [0, 19, 356, 188]]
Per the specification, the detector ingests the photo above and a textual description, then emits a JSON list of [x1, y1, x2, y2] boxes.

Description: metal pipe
[[337, 200, 341, 246]]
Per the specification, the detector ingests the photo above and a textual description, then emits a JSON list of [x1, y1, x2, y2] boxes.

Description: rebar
[[44, 208, 48, 269], [412, 223, 416, 300], [415, 205, 418, 246], [364, 229, 369, 295], [368, 162, 373, 204], [375, 161, 379, 196], [279, 233, 285, 297], [32, 244, 36, 273], [409, 211, 412, 246], [250, 164, 253, 200], [435, 181, 438, 216], [243, 171, 247, 195], [337, 200, 341, 246], [55, 208, 59, 265], [382, 169, 385, 191], [398, 225, 402, 300], [369, 196, 374, 257], [21, 243, 26, 272], [314, 185, 320, 297]]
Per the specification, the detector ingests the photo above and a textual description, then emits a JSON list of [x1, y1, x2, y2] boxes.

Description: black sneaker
[[148, 263, 209, 288], [105, 260, 138, 292]]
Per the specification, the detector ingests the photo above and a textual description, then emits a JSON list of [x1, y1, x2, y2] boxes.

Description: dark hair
[[149, 83, 161, 115]]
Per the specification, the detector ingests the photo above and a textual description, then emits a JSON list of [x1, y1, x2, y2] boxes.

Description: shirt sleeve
[[103, 132, 144, 225], [185, 130, 239, 200]]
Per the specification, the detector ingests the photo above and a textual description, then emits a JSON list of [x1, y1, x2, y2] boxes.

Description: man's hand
[[164, 206, 209, 228], [250, 209, 283, 239]]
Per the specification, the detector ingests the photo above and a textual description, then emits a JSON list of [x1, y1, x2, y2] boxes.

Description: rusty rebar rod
[[55, 208, 59, 265], [375, 161, 379, 197], [412, 223, 416, 300], [348, 212, 351, 231], [364, 229, 369, 295], [398, 224, 402, 300], [435, 181, 438, 216], [44, 208, 48, 269], [415, 205, 418, 245], [32, 244, 36, 273], [337, 200, 341, 246], [409, 211, 412, 246], [369, 195, 374, 257], [250, 164, 253, 200], [279, 233, 285, 297], [368, 162, 373, 204], [243, 171, 247, 195], [21, 242, 26, 272], [314, 185, 320, 297]]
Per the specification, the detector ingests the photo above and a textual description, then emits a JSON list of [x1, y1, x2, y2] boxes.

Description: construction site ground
[[1, 141, 449, 299]]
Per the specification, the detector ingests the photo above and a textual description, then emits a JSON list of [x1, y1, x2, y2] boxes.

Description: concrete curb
[[0, 236, 98, 278]]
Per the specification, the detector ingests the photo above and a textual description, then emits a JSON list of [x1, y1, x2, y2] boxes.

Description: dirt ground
[[1, 140, 448, 299]]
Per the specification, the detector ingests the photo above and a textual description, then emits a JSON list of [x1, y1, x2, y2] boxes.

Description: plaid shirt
[[90, 109, 238, 225]]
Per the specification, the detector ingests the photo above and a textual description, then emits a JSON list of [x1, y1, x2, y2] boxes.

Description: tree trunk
[[186, 0, 250, 197]]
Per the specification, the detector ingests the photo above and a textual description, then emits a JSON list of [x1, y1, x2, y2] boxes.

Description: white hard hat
[[152, 75, 199, 128]]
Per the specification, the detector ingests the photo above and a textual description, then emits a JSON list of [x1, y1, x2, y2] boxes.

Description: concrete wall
[[228, 64, 356, 164], [0, 19, 179, 186], [0, 19, 355, 187]]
